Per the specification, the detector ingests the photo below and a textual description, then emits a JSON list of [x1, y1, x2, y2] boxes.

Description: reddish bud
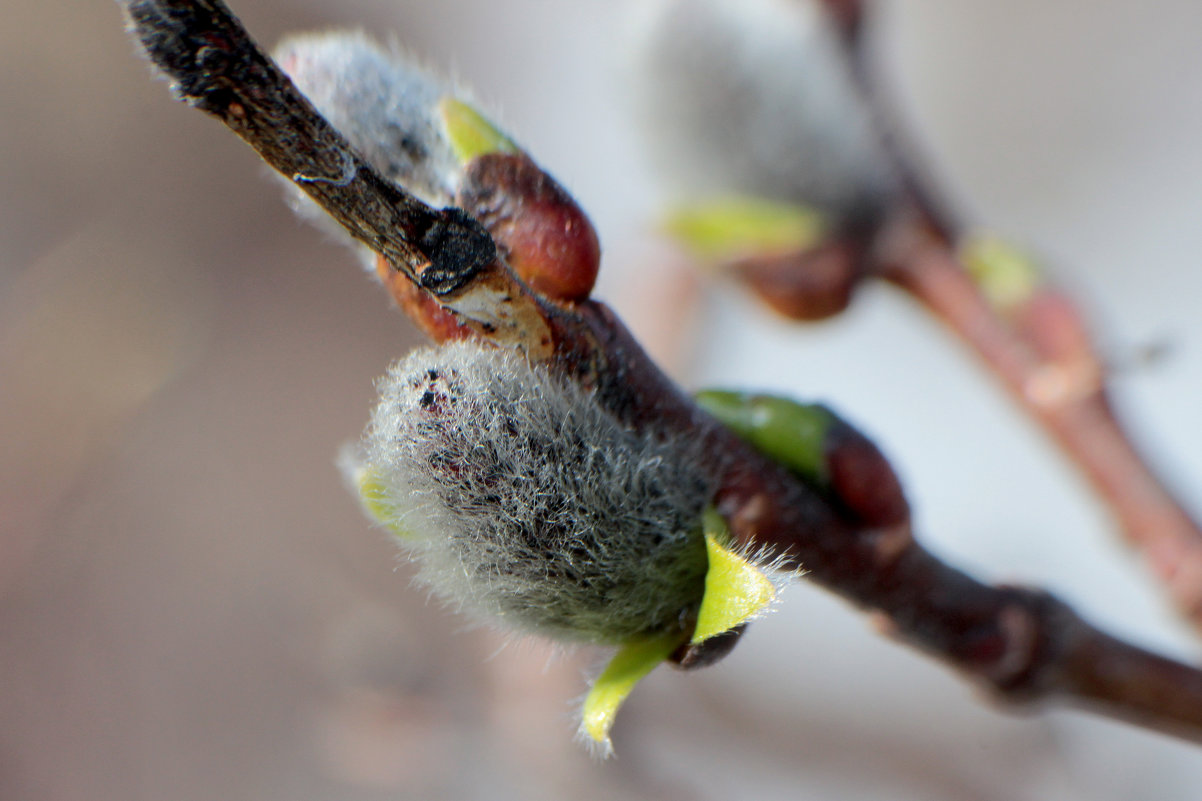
[[825, 420, 910, 529], [669, 624, 746, 670], [457, 153, 601, 303], [733, 237, 863, 321], [374, 254, 473, 342]]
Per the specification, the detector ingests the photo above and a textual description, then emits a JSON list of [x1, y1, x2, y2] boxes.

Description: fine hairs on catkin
[[276, 31, 463, 207], [344, 340, 716, 645], [275, 30, 477, 272], [279, 33, 720, 644]]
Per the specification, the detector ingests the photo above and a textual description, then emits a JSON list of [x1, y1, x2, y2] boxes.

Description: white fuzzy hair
[[276, 31, 462, 206], [345, 341, 715, 645]]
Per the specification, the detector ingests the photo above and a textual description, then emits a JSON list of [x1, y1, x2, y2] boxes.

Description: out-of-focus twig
[[120, 0, 1202, 747], [830, 4, 1202, 625], [728, 0, 1202, 630], [877, 220, 1202, 622]]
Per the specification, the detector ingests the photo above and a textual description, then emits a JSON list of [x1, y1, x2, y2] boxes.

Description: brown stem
[[120, 0, 1202, 748], [830, 0, 1202, 629], [795, 529, 1202, 744], [119, 0, 556, 355], [1055, 619, 1202, 741], [123, 0, 492, 285], [508, 297, 1202, 746]]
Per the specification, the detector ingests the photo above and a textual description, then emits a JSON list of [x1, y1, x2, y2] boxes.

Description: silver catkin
[[344, 341, 715, 645], [630, 0, 899, 220], [275, 31, 464, 213]]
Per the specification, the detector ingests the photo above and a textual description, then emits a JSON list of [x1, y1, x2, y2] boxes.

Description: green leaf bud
[[663, 195, 828, 264], [438, 97, 519, 164], [695, 389, 835, 485], [961, 233, 1042, 312]]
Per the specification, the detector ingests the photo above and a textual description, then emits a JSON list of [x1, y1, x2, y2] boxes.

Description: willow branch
[[120, 0, 559, 354], [120, 0, 1202, 746], [836, 13, 1202, 625], [124, 0, 499, 285], [734, 1, 1202, 630], [876, 222, 1202, 622]]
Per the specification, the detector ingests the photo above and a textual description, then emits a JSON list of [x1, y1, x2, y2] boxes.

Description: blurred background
[[3, 1, 1202, 798]]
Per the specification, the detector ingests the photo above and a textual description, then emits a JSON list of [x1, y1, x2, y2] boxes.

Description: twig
[[737, 1, 1202, 630], [837, 11, 1202, 624], [120, 0, 1202, 746], [120, 0, 554, 354], [877, 222, 1202, 621], [124, 0, 492, 286]]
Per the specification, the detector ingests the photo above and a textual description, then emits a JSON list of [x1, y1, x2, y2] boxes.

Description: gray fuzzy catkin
[[275, 31, 463, 208], [630, 0, 898, 220], [346, 341, 714, 645]]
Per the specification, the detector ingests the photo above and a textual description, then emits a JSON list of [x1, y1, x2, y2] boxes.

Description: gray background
[[3, 1, 1202, 798]]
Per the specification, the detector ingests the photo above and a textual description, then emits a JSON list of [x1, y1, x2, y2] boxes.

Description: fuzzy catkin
[[276, 31, 463, 208], [347, 341, 714, 644], [631, 0, 898, 220]]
